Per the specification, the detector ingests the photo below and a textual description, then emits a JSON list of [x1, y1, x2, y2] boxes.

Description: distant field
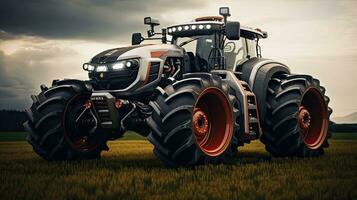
[[0, 137, 356, 199], [0, 131, 145, 141], [330, 132, 357, 140]]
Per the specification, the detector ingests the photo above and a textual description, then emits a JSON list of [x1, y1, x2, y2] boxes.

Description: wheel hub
[[84, 100, 92, 109], [192, 87, 234, 157], [299, 106, 311, 131], [193, 108, 209, 137]]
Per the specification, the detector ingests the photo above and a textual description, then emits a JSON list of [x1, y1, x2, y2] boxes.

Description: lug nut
[[115, 99, 122, 109], [84, 100, 92, 109]]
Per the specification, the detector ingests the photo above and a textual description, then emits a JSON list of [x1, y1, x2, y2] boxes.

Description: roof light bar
[[167, 22, 222, 37]]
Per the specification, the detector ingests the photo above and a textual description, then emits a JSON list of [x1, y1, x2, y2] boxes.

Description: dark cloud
[[0, 0, 203, 42], [0, 41, 85, 110], [0, 0, 206, 110], [0, 50, 33, 109], [0, 0, 356, 117]]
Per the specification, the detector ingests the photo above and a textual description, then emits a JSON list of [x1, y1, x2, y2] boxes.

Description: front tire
[[24, 80, 108, 160], [261, 73, 332, 157], [147, 73, 240, 167]]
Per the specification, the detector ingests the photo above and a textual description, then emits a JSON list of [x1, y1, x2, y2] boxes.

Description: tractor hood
[[90, 44, 183, 64], [90, 44, 152, 64]]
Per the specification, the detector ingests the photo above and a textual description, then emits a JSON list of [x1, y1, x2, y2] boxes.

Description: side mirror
[[132, 33, 143, 45], [225, 21, 240, 40]]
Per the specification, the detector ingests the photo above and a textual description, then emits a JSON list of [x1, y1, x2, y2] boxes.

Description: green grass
[[0, 139, 356, 200], [330, 132, 357, 140], [0, 131, 145, 141], [0, 131, 27, 141]]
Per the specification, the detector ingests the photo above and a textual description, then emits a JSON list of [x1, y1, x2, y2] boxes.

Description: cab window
[[224, 39, 244, 70]]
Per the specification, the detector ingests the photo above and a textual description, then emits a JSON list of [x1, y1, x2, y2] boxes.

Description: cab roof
[[167, 17, 267, 40]]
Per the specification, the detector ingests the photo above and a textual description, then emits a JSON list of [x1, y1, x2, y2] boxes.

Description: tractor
[[24, 7, 332, 167]]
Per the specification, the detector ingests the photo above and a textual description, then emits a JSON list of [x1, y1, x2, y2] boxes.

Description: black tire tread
[[23, 79, 106, 160], [147, 73, 241, 167], [261, 73, 332, 157]]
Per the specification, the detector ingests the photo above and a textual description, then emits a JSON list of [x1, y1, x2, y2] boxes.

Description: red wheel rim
[[298, 87, 328, 149], [192, 87, 234, 156]]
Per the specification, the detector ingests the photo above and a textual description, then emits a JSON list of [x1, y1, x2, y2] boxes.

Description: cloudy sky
[[0, 0, 356, 117]]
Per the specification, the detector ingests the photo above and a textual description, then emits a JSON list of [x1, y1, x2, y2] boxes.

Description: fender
[[236, 58, 290, 122]]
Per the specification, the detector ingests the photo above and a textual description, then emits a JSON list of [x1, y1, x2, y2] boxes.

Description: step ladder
[[239, 81, 262, 140]]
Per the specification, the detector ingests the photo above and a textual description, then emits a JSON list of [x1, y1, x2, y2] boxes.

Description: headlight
[[111, 59, 139, 71], [112, 62, 125, 70], [83, 63, 95, 71], [88, 65, 95, 71], [96, 65, 108, 72]]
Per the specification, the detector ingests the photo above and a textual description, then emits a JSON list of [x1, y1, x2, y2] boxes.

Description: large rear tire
[[146, 73, 241, 167], [261, 73, 332, 157], [23, 80, 108, 160]]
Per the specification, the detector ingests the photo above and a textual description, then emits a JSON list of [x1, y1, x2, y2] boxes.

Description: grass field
[[0, 132, 356, 200], [0, 131, 146, 141]]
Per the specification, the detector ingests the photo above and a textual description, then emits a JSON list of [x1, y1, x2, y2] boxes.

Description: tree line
[[0, 110, 27, 131]]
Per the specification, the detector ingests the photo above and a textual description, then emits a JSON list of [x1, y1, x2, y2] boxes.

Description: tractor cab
[[133, 7, 267, 72], [169, 14, 268, 71]]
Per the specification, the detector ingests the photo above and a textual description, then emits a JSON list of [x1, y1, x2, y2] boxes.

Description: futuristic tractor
[[24, 7, 332, 166]]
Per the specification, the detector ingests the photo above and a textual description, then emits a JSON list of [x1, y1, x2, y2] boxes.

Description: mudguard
[[236, 58, 290, 122]]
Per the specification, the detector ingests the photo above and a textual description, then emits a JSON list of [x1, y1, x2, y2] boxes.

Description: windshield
[[177, 35, 214, 63], [177, 35, 244, 70]]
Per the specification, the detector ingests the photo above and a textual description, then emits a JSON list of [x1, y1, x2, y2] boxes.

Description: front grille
[[97, 110, 111, 122], [93, 99, 107, 110], [148, 62, 160, 83], [90, 67, 139, 90], [91, 97, 112, 124]]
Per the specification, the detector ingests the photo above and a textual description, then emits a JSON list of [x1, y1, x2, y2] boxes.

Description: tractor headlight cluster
[[82, 58, 139, 72]]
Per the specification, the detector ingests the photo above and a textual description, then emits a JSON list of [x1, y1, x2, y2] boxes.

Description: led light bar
[[167, 23, 222, 37]]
